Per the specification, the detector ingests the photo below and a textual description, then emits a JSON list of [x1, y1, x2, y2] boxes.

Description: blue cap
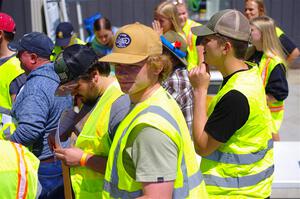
[[9, 32, 54, 58], [55, 22, 74, 47]]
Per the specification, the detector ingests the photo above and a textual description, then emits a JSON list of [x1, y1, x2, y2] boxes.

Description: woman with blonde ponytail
[[249, 16, 289, 141]]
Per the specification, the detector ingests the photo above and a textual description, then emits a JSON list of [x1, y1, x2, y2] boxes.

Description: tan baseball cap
[[99, 23, 162, 64], [192, 9, 250, 42]]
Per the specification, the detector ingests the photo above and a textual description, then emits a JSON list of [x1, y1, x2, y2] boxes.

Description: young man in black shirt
[[189, 9, 274, 198]]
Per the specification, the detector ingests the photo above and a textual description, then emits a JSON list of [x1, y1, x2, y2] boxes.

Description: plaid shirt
[[163, 67, 194, 135]]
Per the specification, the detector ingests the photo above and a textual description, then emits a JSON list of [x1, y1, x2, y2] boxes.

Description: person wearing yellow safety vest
[[53, 44, 131, 198], [244, 0, 300, 65], [190, 10, 274, 198], [0, 140, 40, 199], [0, 12, 26, 139], [249, 16, 288, 141], [99, 23, 208, 198], [51, 22, 86, 61], [172, 0, 204, 71]]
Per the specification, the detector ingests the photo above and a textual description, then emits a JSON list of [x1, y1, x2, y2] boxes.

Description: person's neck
[[97, 76, 116, 97], [219, 56, 248, 78], [0, 41, 15, 58], [130, 83, 161, 104]]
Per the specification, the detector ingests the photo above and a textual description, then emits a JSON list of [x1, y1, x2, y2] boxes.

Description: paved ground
[[271, 68, 300, 198], [279, 69, 300, 141]]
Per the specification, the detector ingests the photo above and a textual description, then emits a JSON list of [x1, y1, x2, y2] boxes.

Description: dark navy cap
[[55, 22, 74, 47], [54, 44, 98, 85], [9, 32, 54, 58]]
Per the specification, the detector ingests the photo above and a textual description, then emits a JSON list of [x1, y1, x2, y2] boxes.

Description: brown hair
[[93, 17, 112, 31], [147, 54, 173, 83], [205, 34, 249, 59]]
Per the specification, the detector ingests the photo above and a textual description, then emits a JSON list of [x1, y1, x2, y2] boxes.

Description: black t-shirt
[[279, 33, 297, 55], [248, 51, 288, 101], [205, 71, 250, 143]]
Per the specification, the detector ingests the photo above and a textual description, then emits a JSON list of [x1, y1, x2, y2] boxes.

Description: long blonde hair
[[250, 16, 286, 62], [154, 1, 183, 33]]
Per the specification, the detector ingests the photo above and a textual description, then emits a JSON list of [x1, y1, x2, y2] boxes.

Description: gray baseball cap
[[192, 9, 251, 42]]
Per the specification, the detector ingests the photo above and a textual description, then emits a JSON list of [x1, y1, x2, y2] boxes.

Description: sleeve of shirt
[[204, 90, 250, 143], [279, 34, 298, 55], [9, 73, 27, 95], [130, 126, 178, 182], [10, 94, 49, 146], [265, 64, 289, 101], [108, 94, 131, 140]]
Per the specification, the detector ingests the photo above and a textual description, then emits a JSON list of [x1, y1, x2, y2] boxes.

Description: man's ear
[[90, 70, 99, 83], [0, 30, 3, 39], [151, 63, 163, 76], [30, 53, 38, 64], [222, 41, 232, 55]]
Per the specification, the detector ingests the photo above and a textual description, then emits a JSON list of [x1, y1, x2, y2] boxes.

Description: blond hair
[[245, 0, 266, 16], [154, 1, 183, 33], [250, 16, 286, 63], [147, 54, 173, 83]]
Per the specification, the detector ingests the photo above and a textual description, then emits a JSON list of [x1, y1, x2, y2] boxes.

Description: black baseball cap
[[55, 22, 74, 47], [8, 32, 54, 58], [54, 44, 98, 96]]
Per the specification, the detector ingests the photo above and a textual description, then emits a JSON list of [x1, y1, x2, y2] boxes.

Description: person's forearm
[[85, 154, 107, 174], [287, 48, 300, 65], [192, 88, 208, 152], [10, 124, 42, 146]]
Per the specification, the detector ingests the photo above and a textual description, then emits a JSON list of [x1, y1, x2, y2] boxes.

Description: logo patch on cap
[[57, 31, 64, 39], [115, 33, 131, 48]]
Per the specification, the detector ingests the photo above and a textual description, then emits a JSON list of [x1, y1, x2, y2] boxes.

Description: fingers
[[152, 20, 162, 35]]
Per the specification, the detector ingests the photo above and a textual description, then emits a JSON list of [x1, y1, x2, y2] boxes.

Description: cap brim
[[7, 41, 25, 52], [163, 45, 188, 66], [191, 25, 216, 37], [99, 52, 148, 64], [55, 37, 71, 47], [55, 80, 77, 96]]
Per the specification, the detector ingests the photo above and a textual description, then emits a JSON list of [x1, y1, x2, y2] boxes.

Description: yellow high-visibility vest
[[202, 66, 274, 198], [183, 19, 202, 70], [0, 140, 40, 199], [51, 38, 86, 61], [103, 87, 208, 198], [0, 56, 23, 139], [259, 53, 286, 133], [71, 81, 124, 198]]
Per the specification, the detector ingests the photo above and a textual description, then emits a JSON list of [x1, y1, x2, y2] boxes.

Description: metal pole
[[76, 1, 85, 41], [60, 0, 69, 21]]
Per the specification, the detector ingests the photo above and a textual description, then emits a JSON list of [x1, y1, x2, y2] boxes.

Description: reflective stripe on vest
[[205, 139, 273, 165], [259, 54, 285, 130], [269, 105, 284, 112], [11, 142, 29, 199], [204, 165, 274, 188], [104, 105, 204, 198], [261, 57, 271, 87]]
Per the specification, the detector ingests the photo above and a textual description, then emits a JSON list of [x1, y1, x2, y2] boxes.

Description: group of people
[[0, 0, 297, 198]]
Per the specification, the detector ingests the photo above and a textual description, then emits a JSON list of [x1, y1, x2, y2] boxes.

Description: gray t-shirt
[[123, 126, 178, 182], [75, 94, 131, 141], [108, 94, 131, 140]]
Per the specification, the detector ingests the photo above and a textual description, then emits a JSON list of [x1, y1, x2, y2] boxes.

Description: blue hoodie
[[11, 63, 72, 160]]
